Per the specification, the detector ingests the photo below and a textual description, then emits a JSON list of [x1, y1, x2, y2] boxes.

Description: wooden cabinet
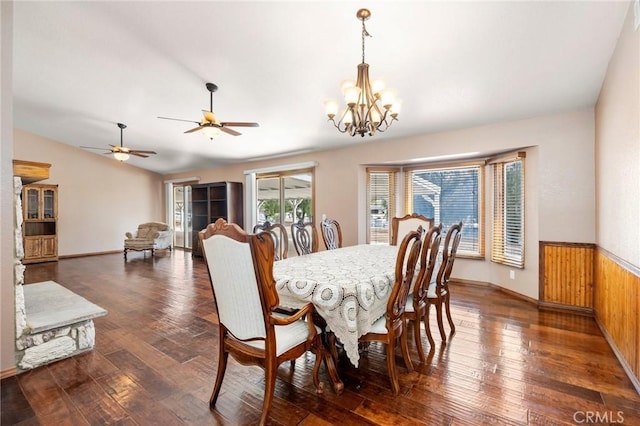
[[22, 184, 58, 263], [191, 181, 243, 257]]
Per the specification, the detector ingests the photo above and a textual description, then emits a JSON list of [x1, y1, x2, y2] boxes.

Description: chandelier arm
[[326, 8, 398, 138]]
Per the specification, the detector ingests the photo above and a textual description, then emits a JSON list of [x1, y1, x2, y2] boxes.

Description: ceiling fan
[[158, 82, 259, 139], [81, 123, 157, 161]]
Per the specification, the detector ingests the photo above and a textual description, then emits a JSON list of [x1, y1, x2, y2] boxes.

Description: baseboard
[[1, 366, 17, 379], [595, 316, 640, 395], [59, 250, 122, 259], [451, 278, 538, 307], [537, 301, 594, 316]]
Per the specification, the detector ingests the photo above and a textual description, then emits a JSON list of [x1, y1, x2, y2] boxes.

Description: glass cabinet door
[[26, 188, 40, 219], [43, 188, 56, 219]]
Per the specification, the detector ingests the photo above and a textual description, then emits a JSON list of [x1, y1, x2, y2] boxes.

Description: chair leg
[[327, 331, 339, 362], [444, 293, 456, 335], [424, 305, 435, 348], [260, 358, 277, 426], [312, 336, 324, 394], [400, 326, 413, 373], [385, 341, 400, 395], [209, 350, 228, 407], [436, 302, 447, 343], [412, 315, 425, 363]]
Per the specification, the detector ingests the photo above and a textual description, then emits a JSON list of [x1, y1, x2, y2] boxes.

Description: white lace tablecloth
[[273, 244, 398, 366]]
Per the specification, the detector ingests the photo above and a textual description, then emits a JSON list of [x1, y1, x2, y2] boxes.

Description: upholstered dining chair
[[199, 219, 323, 425], [253, 221, 289, 260], [391, 213, 433, 245], [358, 228, 422, 395], [403, 223, 442, 361], [425, 222, 463, 345], [291, 219, 319, 256], [320, 217, 343, 250]]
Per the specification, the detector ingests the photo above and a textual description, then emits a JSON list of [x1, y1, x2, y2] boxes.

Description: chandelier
[[325, 8, 400, 137]]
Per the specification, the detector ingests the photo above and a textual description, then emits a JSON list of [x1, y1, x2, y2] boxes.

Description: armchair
[[124, 221, 172, 259]]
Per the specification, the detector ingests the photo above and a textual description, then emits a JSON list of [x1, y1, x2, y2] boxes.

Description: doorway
[[172, 185, 192, 249]]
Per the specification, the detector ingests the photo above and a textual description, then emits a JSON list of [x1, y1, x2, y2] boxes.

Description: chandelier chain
[[325, 8, 399, 138], [361, 20, 371, 64]]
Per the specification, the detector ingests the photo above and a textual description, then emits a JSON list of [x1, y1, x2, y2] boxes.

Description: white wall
[[1, 0, 15, 375], [13, 130, 166, 256], [166, 108, 596, 300], [596, 1, 640, 267]]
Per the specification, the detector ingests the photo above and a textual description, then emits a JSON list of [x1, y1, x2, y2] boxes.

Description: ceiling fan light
[[202, 126, 222, 140], [113, 152, 130, 162]]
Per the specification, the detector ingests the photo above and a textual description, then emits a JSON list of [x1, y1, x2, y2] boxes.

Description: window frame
[[491, 153, 525, 268], [404, 161, 485, 259], [366, 167, 399, 244]]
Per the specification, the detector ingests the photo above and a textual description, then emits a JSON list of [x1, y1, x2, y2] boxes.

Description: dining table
[[272, 243, 400, 393]]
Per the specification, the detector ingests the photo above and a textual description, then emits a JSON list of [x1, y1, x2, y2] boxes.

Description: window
[[405, 163, 484, 258], [492, 154, 525, 268], [366, 168, 398, 244], [255, 167, 314, 258]]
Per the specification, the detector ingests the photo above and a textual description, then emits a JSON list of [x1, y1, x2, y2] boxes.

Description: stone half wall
[[14, 177, 106, 372]]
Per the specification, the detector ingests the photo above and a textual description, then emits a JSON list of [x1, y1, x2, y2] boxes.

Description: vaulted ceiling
[[12, 1, 630, 174]]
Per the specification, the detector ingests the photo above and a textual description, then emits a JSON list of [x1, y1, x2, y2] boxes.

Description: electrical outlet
[[509, 270, 515, 280]]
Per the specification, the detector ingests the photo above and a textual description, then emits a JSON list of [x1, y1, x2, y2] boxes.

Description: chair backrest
[[391, 213, 433, 245], [387, 228, 423, 326], [436, 222, 463, 288], [291, 220, 318, 255], [320, 218, 343, 250], [253, 221, 289, 260], [413, 224, 443, 304], [199, 218, 279, 341]]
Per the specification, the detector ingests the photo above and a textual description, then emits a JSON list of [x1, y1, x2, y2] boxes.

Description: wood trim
[[594, 249, 639, 392], [59, 250, 122, 259], [13, 160, 51, 184], [539, 241, 595, 308], [450, 278, 538, 306], [1, 367, 17, 379], [595, 316, 640, 395], [537, 301, 594, 316], [598, 245, 640, 277]]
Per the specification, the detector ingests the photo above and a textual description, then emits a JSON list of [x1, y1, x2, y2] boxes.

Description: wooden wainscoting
[[539, 241, 595, 313], [595, 248, 640, 392]]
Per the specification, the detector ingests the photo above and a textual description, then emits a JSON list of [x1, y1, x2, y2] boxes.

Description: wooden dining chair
[[199, 219, 323, 425], [358, 228, 423, 395], [291, 219, 319, 255], [426, 222, 463, 345], [403, 223, 442, 361], [391, 213, 433, 245], [320, 217, 342, 250], [253, 221, 289, 260]]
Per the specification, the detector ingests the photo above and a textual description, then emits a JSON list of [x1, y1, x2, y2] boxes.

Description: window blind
[[366, 168, 397, 244], [492, 156, 524, 268], [404, 163, 484, 257]]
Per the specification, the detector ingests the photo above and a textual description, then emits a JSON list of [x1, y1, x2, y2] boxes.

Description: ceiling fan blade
[[184, 125, 204, 134], [129, 149, 157, 155], [221, 122, 259, 128], [158, 116, 201, 124], [220, 127, 242, 136], [130, 152, 149, 158]]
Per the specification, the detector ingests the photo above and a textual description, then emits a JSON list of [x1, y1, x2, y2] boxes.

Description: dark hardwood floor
[[2, 249, 639, 425]]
